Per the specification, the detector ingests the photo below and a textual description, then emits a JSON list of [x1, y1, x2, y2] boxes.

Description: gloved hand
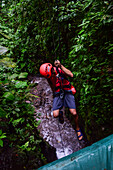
[[54, 60, 61, 68]]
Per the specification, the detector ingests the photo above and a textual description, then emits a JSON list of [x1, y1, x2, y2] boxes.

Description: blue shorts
[[53, 93, 76, 111]]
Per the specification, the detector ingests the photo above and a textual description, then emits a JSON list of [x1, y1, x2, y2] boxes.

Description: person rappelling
[[39, 60, 83, 141]]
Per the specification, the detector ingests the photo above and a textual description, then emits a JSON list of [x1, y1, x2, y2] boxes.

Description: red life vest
[[50, 67, 72, 93]]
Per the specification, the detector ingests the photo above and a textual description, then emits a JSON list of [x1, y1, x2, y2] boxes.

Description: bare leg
[[69, 108, 83, 140], [53, 109, 59, 118]]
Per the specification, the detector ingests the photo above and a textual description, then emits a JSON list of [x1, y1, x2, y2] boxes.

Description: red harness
[[50, 67, 72, 93]]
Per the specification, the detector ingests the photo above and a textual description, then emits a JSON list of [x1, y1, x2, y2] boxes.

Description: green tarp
[[38, 134, 113, 170]]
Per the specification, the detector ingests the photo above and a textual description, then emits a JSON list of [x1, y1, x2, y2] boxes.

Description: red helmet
[[39, 63, 53, 78]]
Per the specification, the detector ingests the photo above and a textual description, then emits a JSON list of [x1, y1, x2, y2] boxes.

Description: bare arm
[[54, 60, 73, 77], [60, 64, 73, 77]]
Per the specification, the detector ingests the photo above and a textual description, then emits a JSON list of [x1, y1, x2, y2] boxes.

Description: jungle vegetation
[[0, 0, 113, 169]]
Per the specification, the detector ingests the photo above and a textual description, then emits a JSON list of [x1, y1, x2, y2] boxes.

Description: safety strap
[[55, 67, 68, 80], [55, 67, 71, 99], [55, 67, 71, 87], [55, 67, 63, 90]]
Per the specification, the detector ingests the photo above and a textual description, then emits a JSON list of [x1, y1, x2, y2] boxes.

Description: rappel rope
[[47, 0, 57, 59], [56, 0, 61, 59], [47, 0, 65, 156], [47, 0, 61, 60]]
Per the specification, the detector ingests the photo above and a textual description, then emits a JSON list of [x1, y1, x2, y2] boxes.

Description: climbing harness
[[54, 67, 76, 95], [59, 89, 64, 99]]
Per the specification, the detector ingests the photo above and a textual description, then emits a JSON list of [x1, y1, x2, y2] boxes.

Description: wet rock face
[[30, 77, 53, 115], [30, 76, 86, 159]]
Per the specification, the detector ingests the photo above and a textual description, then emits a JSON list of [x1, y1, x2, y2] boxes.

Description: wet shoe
[[59, 111, 64, 124], [76, 129, 84, 141]]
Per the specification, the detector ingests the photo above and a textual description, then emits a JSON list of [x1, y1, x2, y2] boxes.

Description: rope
[[47, 1, 65, 156], [47, 0, 57, 59], [56, 0, 61, 59], [47, 0, 61, 60]]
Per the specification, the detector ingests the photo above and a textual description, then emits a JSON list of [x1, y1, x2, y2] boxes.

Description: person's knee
[[73, 111, 77, 116], [53, 110, 59, 118], [70, 109, 77, 116]]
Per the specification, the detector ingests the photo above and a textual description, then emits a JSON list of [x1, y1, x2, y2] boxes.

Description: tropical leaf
[[18, 72, 28, 79], [2, 92, 15, 100], [0, 46, 9, 55], [15, 81, 28, 88], [0, 107, 7, 118]]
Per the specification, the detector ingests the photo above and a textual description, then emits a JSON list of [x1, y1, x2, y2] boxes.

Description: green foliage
[[0, 46, 9, 55], [0, 0, 55, 73], [67, 0, 113, 142], [0, 130, 6, 147], [1, 0, 113, 151], [0, 55, 45, 166]]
